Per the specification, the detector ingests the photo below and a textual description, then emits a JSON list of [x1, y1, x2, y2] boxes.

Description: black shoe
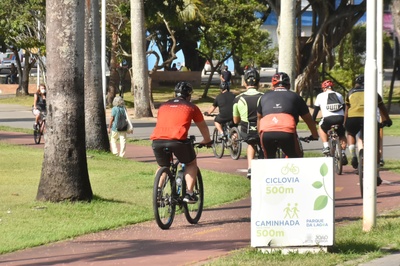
[[379, 159, 385, 167], [351, 156, 358, 169], [33, 124, 38, 130], [377, 176, 382, 186], [183, 193, 198, 204], [341, 154, 348, 165], [247, 169, 251, 180]]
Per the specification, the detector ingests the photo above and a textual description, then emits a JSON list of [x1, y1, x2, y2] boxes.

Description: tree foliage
[[0, 0, 46, 95], [198, 0, 275, 97]]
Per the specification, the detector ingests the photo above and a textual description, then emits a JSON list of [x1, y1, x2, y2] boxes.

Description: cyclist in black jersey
[[232, 68, 263, 179], [257, 72, 318, 158], [204, 82, 236, 138]]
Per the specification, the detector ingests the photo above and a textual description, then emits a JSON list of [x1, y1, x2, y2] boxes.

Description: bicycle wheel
[[183, 167, 204, 224], [153, 167, 176, 230], [332, 140, 343, 175], [229, 127, 241, 160], [212, 128, 224, 158], [33, 123, 41, 144], [358, 149, 364, 197]]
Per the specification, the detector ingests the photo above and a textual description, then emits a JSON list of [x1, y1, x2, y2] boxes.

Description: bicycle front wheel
[[183, 167, 204, 224], [229, 127, 242, 160], [153, 167, 176, 230], [358, 149, 364, 197], [332, 140, 343, 175], [33, 128, 41, 144], [212, 128, 225, 158]]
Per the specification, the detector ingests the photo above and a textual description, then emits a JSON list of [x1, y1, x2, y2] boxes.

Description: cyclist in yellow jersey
[[344, 75, 392, 184]]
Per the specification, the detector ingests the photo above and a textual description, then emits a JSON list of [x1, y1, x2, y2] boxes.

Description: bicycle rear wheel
[[212, 128, 224, 158], [153, 167, 176, 230], [229, 127, 241, 160], [332, 140, 343, 175], [358, 149, 364, 197], [183, 167, 204, 224]]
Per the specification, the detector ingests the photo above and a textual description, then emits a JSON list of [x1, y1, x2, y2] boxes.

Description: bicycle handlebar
[[195, 141, 214, 149], [299, 136, 318, 143], [203, 112, 217, 117], [379, 120, 392, 128]]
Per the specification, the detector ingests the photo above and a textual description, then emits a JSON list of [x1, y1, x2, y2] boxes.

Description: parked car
[[203, 60, 220, 75]]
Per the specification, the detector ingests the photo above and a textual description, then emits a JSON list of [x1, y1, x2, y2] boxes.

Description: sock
[[348, 144, 356, 157], [323, 142, 329, 148]]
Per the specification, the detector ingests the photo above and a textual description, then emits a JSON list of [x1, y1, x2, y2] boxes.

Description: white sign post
[[251, 158, 335, 253]]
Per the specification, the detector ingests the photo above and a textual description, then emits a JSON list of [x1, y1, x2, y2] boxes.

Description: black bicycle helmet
[[355, 74, 364, 85], [244, 68, 260, 86], [175, 82, 193, 98], [271, 72, 290, 87]]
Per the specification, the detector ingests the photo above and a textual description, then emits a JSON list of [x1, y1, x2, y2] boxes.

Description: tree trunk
[[107, 28, 120, 107], [37, 0, 92, 202], [131, 0, 153, 118], [84, 0, 110, 152]]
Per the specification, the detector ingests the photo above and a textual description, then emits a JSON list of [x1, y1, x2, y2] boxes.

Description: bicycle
[[152, 136, 211, 230], [324, 124, 344, 175], [205, 114, 242, 160], [358, 122, 390, 197], [33, 110, 46, 144]]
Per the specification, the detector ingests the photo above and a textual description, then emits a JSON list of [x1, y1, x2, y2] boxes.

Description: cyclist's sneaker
[[379, 159, 385, 167], [322, 147, 330, 155], [377, 176, 383, 186], [341, 153, 348, 165], [247, 169, 251, 180], [183, 193, 198, 204], [351, 156, 358, 169]]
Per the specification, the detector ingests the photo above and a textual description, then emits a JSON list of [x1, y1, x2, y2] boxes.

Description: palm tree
[[37, 0, 92, 202]]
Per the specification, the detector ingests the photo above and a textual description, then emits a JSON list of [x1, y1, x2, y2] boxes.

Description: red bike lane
[[1, 131, 400, 265]]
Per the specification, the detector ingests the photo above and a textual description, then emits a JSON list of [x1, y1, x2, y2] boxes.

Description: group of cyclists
[[148, 67, 394, 203]]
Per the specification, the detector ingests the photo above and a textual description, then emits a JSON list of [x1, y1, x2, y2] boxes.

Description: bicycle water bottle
[[176, 164, 185, 194]]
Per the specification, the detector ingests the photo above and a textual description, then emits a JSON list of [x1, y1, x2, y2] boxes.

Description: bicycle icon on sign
[[281, 163, 299, 175]]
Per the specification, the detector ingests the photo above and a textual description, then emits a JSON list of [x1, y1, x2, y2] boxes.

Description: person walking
[[312, 80, 347, 164], [220, 66, 233, 91], [6, 63, 18, 84], [233, 68, 263, 179], [257, 72, 318, 158], [108, 96, 128, 157], [150, 82, 212, 203]]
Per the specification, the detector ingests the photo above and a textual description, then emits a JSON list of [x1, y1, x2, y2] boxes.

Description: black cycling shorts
[[152, 139, 196, 167], [260, 131, 303, 158], [214, 116, 233, 126], [320, 116, 345, 137], [345, 117, 364, 138]]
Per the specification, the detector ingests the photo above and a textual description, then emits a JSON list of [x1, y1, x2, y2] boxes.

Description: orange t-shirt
[[150, 98, 204, 140]]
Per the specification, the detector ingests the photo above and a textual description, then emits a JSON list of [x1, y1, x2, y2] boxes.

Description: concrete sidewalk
[[1, 131, 400, 265]]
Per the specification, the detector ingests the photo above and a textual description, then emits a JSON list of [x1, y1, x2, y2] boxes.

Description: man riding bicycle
[[257, 72, 319, 158], [233, 68, 263, 179], [204, 82, 236, 139], [312, 80, 347, 164], [344, 74, 392, 185], [150, 82, 212, 203]]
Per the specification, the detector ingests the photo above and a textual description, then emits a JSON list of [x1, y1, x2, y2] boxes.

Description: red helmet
[[271, 72, 290, 87], [321, 80, 333, 89]]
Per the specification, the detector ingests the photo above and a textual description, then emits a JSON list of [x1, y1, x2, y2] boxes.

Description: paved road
[[1, 104, 400, 265]]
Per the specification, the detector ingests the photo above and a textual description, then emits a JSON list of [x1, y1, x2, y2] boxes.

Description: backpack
[[116, 108, 128, 131], [326, 93, 343, 112]]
